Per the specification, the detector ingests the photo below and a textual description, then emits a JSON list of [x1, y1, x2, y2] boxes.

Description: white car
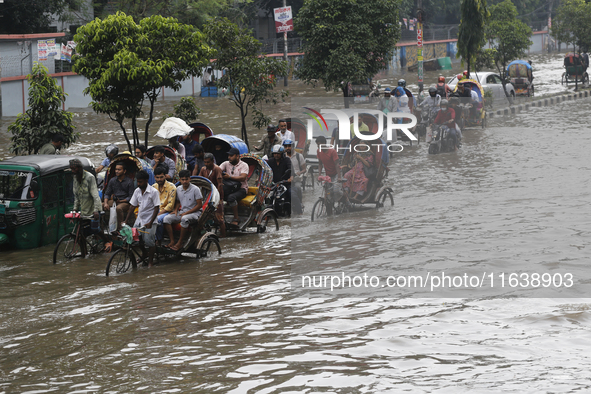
[[448, 71, 515, 104]]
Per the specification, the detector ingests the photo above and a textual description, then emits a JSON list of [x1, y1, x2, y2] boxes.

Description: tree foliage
[[552, 0, 591, 53], [166, 97, 201, 124], [0, 0, 90, 34], [484, 0, 532, 100], [457, 0, 489, 78], [9, 63, 78, 155], [204, 17, 287, 148], [295, 0, 400, 104], [73, 12, 213, 151]]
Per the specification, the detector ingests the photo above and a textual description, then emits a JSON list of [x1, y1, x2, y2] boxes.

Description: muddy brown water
[[1, 53, 591, 392]]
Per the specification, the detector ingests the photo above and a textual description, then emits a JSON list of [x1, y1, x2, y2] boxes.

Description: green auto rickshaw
[[0, 155, 96, 250]]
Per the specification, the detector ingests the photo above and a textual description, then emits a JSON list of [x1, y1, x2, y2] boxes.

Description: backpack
[[436, 83, 447, 98]]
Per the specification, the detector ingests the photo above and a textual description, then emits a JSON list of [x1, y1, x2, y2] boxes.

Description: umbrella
[[155, 117, 193, 139]]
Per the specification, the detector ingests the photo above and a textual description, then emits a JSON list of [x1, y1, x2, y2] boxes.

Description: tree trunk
[[239, 105, 249, 148], [145, 95, 156, 147], [343, 83, 350, 109], [119, 122, 132, 152]]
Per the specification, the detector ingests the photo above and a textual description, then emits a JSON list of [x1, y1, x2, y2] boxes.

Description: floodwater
[[2, 53, 591, 392]]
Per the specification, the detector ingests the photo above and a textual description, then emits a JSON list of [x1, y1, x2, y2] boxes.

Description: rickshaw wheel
[[53, 234, 81, 264], [257, 211, 279, 233], [376, 190, 394, 209], [561, 73, 566, 85], [197, 235, 221, 258], [311, 198, 329, 221], [87, 234, 105, 254], [105, 248, 134, 277]]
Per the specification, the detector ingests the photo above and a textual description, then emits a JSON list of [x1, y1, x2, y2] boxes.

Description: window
[[0, 171, 36, 200], [486, 75, 496, 84], [493, 75, 503, 84]]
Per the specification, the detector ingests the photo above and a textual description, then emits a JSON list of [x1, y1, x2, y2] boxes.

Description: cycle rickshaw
[[311, 136, 394, 221], [562, 53, 589, 86], [105, 176, 221, 276], [453, 79, 486, 128], [507, 60, 534, 97]]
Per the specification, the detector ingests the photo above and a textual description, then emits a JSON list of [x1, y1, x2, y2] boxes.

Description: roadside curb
[[487, 88, 590, 119]]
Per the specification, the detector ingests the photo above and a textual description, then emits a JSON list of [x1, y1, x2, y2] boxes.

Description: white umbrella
[[155, 117, 193, 139]]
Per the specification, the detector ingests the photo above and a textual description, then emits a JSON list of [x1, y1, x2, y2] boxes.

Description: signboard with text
[[274, 6, 294, 33]]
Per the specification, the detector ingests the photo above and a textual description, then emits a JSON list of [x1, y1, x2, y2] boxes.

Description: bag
[[132, 227, 140, 242], [436, 83, 446, 98], [223, 179, 241, 196], [108, 201, 117, 233]]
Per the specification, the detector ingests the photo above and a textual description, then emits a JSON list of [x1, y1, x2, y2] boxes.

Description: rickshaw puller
[[123, 170, 160, 267]]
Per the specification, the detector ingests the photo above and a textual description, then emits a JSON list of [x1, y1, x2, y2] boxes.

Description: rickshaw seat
[[238, 187, 258, 207], [172, 223, 183, 232]]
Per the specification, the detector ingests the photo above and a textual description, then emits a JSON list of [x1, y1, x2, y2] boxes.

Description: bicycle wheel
[[257, 211, 279, 233], [376, 189, 394, 209], [197, 235, 222, 258], [105, 247, 134, 276], [311, 198, 329, 221], [53, 234, 81, 264], [87, 234, 105, 255]]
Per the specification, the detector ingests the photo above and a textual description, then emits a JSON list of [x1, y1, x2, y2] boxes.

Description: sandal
[[104, 242, 113, 253]]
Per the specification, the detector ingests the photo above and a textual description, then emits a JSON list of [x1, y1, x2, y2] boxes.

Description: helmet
[[266, 124, 277, 133], [438, 75, 445, 83], [105, 144, 119, 157], [397, 79, 406, 87], [271, 144, 284, 154], [440, 99, 449, 107], [384, 87, 391, 92], [282, 139, 293, 146], [428, 87, 437, 96], [463, 70, 468, 76]]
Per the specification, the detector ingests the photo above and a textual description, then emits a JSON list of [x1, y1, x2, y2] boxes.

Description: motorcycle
[[414, 106, 439, 141], [266, 180, 304, 217], [428, 124, 459, 154]]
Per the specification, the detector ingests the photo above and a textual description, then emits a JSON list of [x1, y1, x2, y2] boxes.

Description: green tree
[[9, 63, 78, 155], [204, 17, 287, 147], [0, 0, 90, 33], [457, 0, 489, 78], [485, 0, 532, 101], [166, 97, 201, 124], [294, 0, 400, 107], [552, 0, 591, 53], [73, 12, 213, 151]]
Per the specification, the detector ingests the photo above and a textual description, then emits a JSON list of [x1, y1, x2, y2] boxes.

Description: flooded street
[[2, 53, 591, 392]]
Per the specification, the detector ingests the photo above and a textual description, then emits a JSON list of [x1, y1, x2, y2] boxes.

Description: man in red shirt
[[316, 136, 340, 182], [432, 99, 459, 150]]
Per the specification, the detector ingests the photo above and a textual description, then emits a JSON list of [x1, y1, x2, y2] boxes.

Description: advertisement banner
[[61, 43, 72, 62], [274, 6, 294, 33], [37, 40, 48, 61]]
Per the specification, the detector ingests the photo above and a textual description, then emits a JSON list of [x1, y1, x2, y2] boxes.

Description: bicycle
[[311, 176, 352, 221], [105, 232, 145, 277], [53, 212, 106, 264]]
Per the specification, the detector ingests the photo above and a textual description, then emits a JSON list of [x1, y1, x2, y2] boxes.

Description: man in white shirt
[[163, 169, 203, 251], [124, 170, 160, 267], [275, 119, 295, 143]]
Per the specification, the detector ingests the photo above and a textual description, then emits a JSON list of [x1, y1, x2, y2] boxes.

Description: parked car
[[0, 155, 95, 249], [448, 72, 515, 104]]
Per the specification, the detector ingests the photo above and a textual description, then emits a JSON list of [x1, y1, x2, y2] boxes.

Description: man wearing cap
[[220, 147, 249, 226], [254, 125, 283, 159], [39, 134, 65, 155], [275, 119, 295, 143], [69, 158, 111, 254]]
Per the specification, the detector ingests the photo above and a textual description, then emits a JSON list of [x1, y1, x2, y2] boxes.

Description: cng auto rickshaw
[[0, 155, 95, 249]]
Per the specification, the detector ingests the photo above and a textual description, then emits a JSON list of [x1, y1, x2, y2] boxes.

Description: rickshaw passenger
[[69, 158, 110, 255], [199, 153, 226, 237], [181, 135, 198, 172], [169, 137, 186, 160], [316, 136, 340, 182], [150, 146, 176, 181], [153, 166, 177, 243], [220, 148, 249, 227], [124, 170, 160, 267], [134, 144, 155, 185], [343, 150, 374, 199], [103, 162, 134, 231], [191, 144, 205, 176], [163, 170, 203, 251]]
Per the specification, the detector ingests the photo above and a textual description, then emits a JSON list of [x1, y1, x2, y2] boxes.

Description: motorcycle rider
[[420, 87, 441, 118], [398, 79, 415, 113], [96, 144, 119, 173], [436, 76, 451, 99], [432, 99, 459, 150], [377, 87, 396, 114]]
